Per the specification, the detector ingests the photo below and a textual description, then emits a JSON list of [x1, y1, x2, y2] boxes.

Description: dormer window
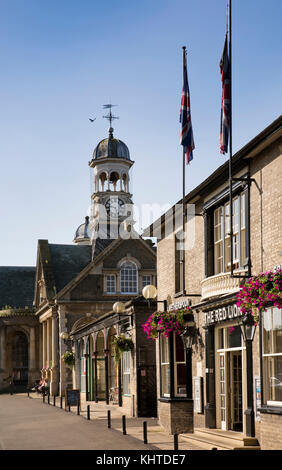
[[120, 261, 138, 294]]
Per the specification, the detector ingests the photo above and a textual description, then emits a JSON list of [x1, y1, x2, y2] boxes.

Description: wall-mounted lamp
[[142, 285, 167, 311], [113, 301, 133, 327]]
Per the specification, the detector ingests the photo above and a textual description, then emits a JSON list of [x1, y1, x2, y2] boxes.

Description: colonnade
[[41, 313, 59, 396]]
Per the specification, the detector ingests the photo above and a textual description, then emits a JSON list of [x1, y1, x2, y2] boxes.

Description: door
[[229, 351, 243, 431], [12, 333, 28, 386], [137, 365, 157, 417]]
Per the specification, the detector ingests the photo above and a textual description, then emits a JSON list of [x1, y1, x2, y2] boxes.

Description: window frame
[[120, 261, 138, 295], [213, 192, 247, 275], [106, 274, 116, 294], [121, 350, 131, 396], [262, 307, 282, 408], [159, 332, 188, 400]]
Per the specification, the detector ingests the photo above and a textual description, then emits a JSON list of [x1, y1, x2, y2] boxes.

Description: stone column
[[42, 321, 47, 370], [50, 312, 59, 396], [0, 327, 7, 391]]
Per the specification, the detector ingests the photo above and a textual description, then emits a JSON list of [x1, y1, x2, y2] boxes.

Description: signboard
[[65, 389, 80, 408], [193, 376, 203, 413], [204, 304, 243, 326], [168, 299, 190, 311], [254, 377, 261, 422]]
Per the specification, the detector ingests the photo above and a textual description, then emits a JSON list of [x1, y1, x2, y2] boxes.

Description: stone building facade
[[0, 267, 39, 393], [33, 126, 157, 397], [143, 115, 282, 449]]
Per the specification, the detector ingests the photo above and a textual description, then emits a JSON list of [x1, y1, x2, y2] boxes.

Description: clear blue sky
[[0, 0, 281, 266]]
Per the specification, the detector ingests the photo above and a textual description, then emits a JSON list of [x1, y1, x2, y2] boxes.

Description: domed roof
[[74, 216, 91, 244], [92, 128, 130, 161]]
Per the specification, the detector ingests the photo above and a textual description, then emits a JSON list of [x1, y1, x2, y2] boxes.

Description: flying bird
[[89, 118, 96, 122]]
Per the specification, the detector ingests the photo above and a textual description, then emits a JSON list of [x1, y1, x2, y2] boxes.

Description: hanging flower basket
[[62, 351, 75, 368], [142, 306, 192, 340], [236, 269, 282, 321], [113, 336, 134, 363]]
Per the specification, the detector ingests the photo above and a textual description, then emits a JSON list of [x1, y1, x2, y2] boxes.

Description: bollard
[[69, 405, 71, 412], [143, 421, 148, 444], [87, 405, 90, 420], [77, 403, 80, 416], [107, 410, 111, 428], [43, 393, 45, 404], [122, 415, 126, 435], [47, 394, 50, 405], [60, 396, 63, 409], [53, 396, 56, 407], [174, 434, 179, 451], [27, 388, 30, 398]]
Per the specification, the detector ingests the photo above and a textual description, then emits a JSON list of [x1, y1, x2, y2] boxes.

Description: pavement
[[0, 393, 213, 450]]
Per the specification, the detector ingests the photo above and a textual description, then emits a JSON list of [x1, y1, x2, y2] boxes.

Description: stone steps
[[180, 428, 260, 450]]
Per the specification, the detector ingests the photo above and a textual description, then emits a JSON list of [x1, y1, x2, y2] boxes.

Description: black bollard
[[77, 403, 80, 415], [47, 393, 50, 405], [27, 388, 30, 398], [87, 405, 90, 420], [43, 393, 45, 404], [53, 396, 56, 406], [107, 410, 111, 428], [60, 396, 63, 409], [143, 421, 148, 444], [174, 434, 179, 451], [122, 415, 126, 435], [68, 405, 71, 412]]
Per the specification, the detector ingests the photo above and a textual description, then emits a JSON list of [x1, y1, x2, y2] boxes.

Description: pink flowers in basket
[[142, 307, 192, 340], [236, 269, 282, 318]]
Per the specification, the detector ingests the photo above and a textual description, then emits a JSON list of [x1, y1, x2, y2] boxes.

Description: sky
[[0, 0, 281, 266]]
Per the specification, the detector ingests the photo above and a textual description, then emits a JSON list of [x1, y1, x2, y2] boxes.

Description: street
[[0, 394, 157, 450]]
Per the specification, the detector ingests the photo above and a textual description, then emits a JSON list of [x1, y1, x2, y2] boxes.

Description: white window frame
[[120, 261, 138, 294], [262, 307, 282, 407], [106, 274, 116, 294]]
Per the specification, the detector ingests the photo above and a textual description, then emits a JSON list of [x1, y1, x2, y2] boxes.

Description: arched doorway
[[80, 340, 86, 393], [96, 331, 106, 400], [108, 327, 118, 403], [12, 332, 28, 387]]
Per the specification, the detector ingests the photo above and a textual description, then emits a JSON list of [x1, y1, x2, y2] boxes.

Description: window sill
[[258, 406, 282, 415], [159, 397, 193, 403], [174, 291, 186, 299]]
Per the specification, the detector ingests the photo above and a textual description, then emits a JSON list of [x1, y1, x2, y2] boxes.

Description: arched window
[[120, 261, 138, 294]]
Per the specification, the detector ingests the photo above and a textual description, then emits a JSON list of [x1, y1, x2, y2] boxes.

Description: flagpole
[[182, 46, 186, 294], [228, 0, 234, 276]]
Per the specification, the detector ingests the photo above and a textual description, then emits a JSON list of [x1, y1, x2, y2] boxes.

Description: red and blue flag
[[180, 51, 195, 164], [220, 34, 230, 154]]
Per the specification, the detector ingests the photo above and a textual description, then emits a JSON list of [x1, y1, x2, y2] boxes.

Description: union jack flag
[[180, 51, 195, 164], [220, 34, 230, 154]]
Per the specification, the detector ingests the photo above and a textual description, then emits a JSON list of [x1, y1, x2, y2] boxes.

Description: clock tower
[[88, 123, 134, 242]]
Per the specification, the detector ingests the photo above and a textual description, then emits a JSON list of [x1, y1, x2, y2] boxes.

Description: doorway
[[229, 351, 243, 432], [217, 325, 243, 432], [12, 333, 28, 387]]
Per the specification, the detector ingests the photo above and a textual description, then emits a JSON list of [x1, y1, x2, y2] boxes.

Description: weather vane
[[103, 104, 119, 128]]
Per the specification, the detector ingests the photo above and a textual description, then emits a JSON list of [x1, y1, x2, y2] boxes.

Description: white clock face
[[105, 197, 125, 218]]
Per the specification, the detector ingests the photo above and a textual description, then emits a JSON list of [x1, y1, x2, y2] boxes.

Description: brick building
[[143, 115, 282, 449]]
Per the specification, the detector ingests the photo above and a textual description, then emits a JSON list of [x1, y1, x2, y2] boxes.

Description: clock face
[[105, 197, 125, 218]]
